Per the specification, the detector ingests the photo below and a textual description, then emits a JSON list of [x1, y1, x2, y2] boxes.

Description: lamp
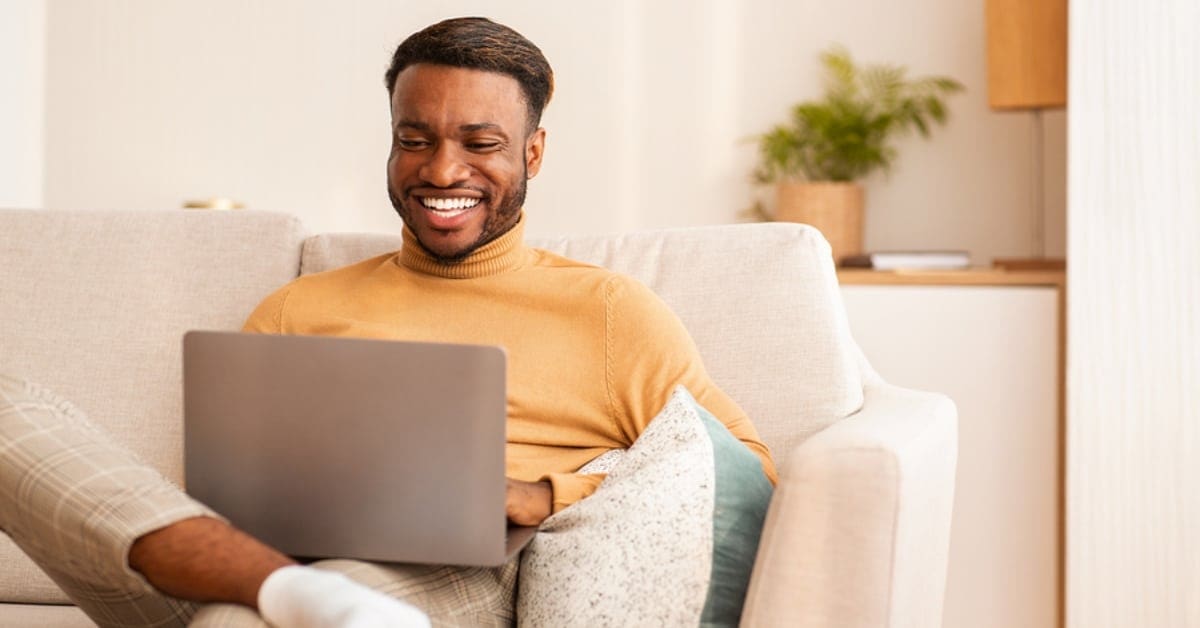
[[986, 0, 1067, 266]]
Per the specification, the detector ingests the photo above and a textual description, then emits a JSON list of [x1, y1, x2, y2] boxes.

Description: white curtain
[[1067, 0, 1200, 625]]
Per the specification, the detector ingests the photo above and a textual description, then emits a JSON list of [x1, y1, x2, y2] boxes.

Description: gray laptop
[[182, 330, 537, 567]]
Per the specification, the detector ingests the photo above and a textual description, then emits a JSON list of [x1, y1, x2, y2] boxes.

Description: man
[[0, 17, 775, 627]]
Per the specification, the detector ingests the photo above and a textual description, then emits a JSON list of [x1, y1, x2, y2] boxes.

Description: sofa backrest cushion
[[0, 209, 306, 603], [300, 222, 865, 466]]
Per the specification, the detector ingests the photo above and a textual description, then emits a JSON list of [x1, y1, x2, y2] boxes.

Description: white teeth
[[421, 197, 481, 211]]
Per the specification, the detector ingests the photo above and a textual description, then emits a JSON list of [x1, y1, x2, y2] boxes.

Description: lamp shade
[[986, 0, 1068, 109]]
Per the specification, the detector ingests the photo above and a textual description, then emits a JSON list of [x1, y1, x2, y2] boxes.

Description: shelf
[[837, 268, 1065, 287]]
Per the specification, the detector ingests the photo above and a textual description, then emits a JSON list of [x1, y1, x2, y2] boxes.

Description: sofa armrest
[[740, 382, 958, 628]]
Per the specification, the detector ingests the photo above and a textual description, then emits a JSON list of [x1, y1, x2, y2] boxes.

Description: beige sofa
[[0, 209, 957, 627]]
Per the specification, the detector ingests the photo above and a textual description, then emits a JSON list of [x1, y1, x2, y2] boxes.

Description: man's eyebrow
[[394, 120, 507, 136], [460, 122, 503, 133]]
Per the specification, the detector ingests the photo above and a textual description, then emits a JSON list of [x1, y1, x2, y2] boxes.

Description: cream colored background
[[2, 0, 1064, 265], [0, 0, 44, 209]]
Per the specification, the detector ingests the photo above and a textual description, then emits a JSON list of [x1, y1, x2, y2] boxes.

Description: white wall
[[1067, 0, 1200, 625], [39, 0, 1065, 263], [0, 0, 45, 209]]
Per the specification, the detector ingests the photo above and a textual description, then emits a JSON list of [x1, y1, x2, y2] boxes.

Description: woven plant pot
[[774, 181, 864, 265]]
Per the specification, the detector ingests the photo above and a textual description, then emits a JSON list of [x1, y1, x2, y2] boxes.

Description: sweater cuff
[[543, 472, 606, 513]]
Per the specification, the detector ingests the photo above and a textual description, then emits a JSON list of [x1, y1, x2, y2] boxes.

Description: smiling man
[[0, 17, 774, 628], [386, 65, 544, 263]]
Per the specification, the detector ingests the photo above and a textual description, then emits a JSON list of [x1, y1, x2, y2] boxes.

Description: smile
[[419, 197, 481, 213]]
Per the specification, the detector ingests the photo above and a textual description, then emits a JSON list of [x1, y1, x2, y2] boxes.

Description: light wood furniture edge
[[837, 268, 1067, 628], [837, 268, 1064, 287]]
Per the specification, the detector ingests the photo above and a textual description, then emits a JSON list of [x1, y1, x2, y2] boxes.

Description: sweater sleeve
[[604, 276, 778, 485], [241, 285, 291, 333], [544, 472, 606, 513]]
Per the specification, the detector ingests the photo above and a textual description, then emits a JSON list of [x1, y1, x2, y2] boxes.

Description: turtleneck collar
[[396, 215, 530, 279]]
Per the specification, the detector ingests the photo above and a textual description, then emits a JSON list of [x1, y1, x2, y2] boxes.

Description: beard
[[388, 164, 528, 264]]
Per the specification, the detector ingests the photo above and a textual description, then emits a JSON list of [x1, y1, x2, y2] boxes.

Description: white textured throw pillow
[[517, 387, 772, 627]]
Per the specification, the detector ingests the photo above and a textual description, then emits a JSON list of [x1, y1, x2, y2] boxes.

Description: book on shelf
[[841, 250, 971, 271]]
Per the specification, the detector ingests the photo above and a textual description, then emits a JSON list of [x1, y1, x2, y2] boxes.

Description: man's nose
[[419, 143, 471, 187]]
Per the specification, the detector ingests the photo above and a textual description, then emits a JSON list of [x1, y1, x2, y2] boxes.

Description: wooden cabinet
[[838, 269, 1064, 628]]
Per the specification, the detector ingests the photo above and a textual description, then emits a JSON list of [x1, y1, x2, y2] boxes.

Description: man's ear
[[525, 128, 546, 179]]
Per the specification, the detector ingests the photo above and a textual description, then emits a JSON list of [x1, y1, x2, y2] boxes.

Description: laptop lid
[[182, 330, 532, 566]]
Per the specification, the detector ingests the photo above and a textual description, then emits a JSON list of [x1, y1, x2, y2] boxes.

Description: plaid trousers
[[0, 375, 517, 627]]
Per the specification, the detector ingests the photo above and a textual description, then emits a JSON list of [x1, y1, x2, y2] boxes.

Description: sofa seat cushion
[[300, 222, 865, 465], [0, 209, 307, 604]]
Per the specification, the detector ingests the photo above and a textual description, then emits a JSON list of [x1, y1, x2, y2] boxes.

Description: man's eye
[[467, 142, 501, 151], [397, 139, 429, 150]]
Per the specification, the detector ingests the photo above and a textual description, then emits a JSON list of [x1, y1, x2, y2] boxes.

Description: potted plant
[[753, 47, 964, 264]]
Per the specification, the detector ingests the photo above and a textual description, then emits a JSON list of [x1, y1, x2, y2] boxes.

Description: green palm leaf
[[755, 46, 964, 183]]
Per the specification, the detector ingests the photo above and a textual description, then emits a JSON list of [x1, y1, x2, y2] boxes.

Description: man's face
[[387, 64, 545, 262]]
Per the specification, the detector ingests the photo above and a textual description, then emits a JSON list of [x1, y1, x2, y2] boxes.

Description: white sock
[[258, 565, 431, 628]]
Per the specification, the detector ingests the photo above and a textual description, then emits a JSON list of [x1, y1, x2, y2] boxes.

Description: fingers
[[505, 478, 553, 526]]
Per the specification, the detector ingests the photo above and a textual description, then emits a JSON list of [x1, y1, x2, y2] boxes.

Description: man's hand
[[506, 478, 553, 526]]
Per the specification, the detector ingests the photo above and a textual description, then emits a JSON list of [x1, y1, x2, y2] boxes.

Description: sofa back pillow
[[517, 386, 773, 627], [0, 209, 306, 604]]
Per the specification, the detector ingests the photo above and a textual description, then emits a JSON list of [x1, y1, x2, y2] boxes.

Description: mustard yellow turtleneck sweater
[[243, 218, 777, 511]]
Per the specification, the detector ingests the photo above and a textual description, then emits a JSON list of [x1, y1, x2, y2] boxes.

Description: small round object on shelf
[[182, 197, 245, 210]]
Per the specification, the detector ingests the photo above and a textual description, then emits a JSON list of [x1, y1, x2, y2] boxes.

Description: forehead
[[389, 64, 528, 130]]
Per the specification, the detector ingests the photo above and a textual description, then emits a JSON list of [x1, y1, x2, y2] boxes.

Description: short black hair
[[384, 17, 554, 131]]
